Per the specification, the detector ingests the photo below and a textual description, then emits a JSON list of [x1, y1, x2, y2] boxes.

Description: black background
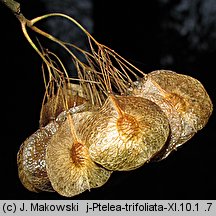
[[0, 0, 215, 200]]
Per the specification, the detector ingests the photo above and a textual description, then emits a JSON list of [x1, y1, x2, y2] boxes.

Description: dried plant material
[[17, 143, 41, 193], [17, 121, 59, 192], [40, 83, 88, 126], [17, 84, 92, 193], [87, 95, 170, 171], [9, 6, 212, 197], [130, 78, 183, 160], [130, 70, 213, 160], [46, 112, 112, 197]]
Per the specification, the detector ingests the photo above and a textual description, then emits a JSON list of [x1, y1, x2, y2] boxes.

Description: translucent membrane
[[17, 121, 58, 192], [87, 95, 170, 170], [130, 70, 213, 160], [46, 112, 112, 197]]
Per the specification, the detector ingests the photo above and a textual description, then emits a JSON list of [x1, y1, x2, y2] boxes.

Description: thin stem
[[2, 0, 148, 110], [109, 95, 124, 117], [30, 13, 99, 46]]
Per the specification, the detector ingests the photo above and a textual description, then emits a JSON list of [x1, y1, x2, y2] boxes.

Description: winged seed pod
[[130, 70, 213, 160], [17, 142, 41, 193], [87, 95, 170, 171], [46, 112, 112, 197], [17, 82, 90, 192], [17, 121, 59, 192]]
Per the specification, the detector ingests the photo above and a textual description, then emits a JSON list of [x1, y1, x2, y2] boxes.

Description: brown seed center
[[117, 114, 140, 140], [166, 93, 187, 112], [71, 142, 85, 166]]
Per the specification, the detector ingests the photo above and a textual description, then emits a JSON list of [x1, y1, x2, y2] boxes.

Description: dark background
[[0, 0, 215, 200]]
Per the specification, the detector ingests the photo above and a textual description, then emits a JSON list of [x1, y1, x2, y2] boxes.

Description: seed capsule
[[46, 112, 112, 197], [87, 95, 170, 171], [130, 70, 213, 160], [17, 121, 59, 192], [17, 142, 41, 192], [18, 84, 88, 192]]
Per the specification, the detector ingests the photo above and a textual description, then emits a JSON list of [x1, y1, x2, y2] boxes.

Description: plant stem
[[1, 0, 26, 24], [1, 0, 40, 55], [1, 0, 20, 14]]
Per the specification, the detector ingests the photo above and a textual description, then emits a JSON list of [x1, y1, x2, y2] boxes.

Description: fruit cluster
[[17, 69, 212, 197], [14, 10, 213, 197], [2, 0, 212, 198]]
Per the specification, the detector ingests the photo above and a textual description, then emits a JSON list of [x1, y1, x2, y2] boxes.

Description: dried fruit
[[130, 70, 213, 159], [17, 121, 59, 192], [17, 142, 41, 192], [12, 8, 213, 196], [18, 82, 90, 192], [87, 95, 170, 171], [46, 112, 112, 197]]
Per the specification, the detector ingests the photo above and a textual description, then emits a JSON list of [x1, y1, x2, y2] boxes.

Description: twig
[[1, 0, 20, 14], [1, 0, 27, 24], [1, 0, 146, 103]]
